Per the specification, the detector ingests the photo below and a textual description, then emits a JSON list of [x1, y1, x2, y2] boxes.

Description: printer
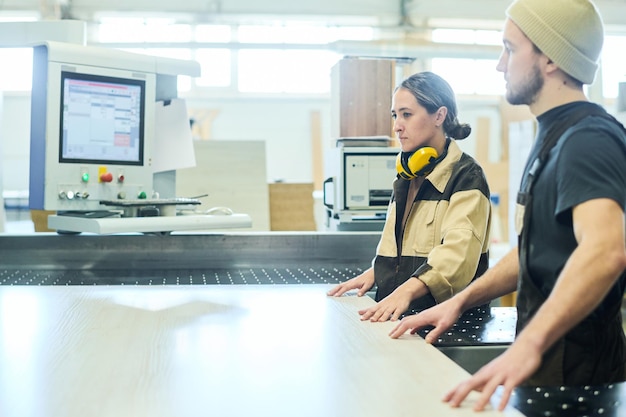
[[323, 145, 399, 231]]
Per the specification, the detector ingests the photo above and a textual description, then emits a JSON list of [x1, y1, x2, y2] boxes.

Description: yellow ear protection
[[396, 147, 440, 180]]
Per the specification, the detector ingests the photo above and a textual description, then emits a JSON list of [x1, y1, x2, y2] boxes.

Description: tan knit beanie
[[506, 0, 604, 84]]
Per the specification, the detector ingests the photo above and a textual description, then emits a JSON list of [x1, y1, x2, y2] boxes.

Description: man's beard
[[506, 63, 543, 106]]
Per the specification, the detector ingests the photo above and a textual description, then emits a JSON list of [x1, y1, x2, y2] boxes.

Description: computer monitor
[[29, 42, 156, 212], [59, 71, 145, 166]]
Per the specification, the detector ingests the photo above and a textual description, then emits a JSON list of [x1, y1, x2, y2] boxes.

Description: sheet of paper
[[153, 98, 196, 173]]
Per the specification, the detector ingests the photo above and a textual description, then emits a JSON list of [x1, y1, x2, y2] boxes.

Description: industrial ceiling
[[2, 0, 626, 31]]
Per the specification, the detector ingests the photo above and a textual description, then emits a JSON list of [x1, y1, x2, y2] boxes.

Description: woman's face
[[391, 88, 445, 153]]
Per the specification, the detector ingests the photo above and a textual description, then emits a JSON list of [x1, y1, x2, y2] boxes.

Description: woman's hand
[[358, 277, 430, 322], [357, 289, 412, 322], [327, 268, 375, 297]]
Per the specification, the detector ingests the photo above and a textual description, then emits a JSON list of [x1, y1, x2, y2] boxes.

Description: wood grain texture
[[330, 58, 395, 139], [0, 285, 524, 417]]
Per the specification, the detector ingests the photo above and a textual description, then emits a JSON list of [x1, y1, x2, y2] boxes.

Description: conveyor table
[[4, 232, 620, 416]]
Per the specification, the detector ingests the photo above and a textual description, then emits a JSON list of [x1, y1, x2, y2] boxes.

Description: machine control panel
[[55, 165, 148, 207]]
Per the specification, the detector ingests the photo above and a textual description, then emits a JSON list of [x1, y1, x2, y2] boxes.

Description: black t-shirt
[[519, 101, 626, 318]]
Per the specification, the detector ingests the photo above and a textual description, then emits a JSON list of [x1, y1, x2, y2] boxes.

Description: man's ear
[[543, 56, 560, 75]]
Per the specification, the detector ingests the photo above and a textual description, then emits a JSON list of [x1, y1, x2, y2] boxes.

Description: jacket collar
[[424, 139, 462, 193]]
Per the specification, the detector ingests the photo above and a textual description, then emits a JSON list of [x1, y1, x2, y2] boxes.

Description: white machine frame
[[29, 41, 252, 234], [323, 146, 399, 231], [29, 42, 157, 213]]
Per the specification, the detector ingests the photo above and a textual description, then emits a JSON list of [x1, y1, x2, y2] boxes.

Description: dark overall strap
[[517, 103, 625, 286]]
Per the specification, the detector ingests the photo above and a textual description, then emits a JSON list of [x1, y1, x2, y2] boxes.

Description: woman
[[328, 71, 492, 322]]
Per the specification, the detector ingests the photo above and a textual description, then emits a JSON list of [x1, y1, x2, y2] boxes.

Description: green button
[[82, 172, 89, 182], [137, 191, 147, 199]]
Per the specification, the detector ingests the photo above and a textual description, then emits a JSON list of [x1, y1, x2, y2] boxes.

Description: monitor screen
[[59, 71, 145, 165]]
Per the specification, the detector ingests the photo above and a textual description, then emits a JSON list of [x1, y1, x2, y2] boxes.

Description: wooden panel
[[30, 209, 55, 232], [331, 58, 395, 139], [176, 140, 270, 231], [269, 182, 316, 231], [310, 110, 324, 191], [0, 285, 524, 417], [475, 116, 509, 241]]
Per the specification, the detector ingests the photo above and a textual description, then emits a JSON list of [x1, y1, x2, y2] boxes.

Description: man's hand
[[443, 336, 542, 411], [388, 297, 462, 343]]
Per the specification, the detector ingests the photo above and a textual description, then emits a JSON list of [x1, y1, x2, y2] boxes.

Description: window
[[98, 17, 192, 43], [601, 35, 626, 99], [120, 48, 193, 92], [431, 58, 504, 96], [195, 25, 231, 43], [238, 49, 340, 94], [238, 23, 366, 44], [432, 28, 501, 45], [195, 49, 232, 87], [0, 48, 32, 91], [92, 19, 374, 94], [430, 28, 504, 96], [234, 24, 369, 93]]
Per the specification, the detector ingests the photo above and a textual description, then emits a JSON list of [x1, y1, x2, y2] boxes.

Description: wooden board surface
[[0, 285, 524, 417]]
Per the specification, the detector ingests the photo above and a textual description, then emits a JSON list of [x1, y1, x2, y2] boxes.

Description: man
[[388, 0, 626, 412]]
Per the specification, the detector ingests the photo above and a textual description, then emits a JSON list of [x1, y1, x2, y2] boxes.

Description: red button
[[100, 172, 113, 183]]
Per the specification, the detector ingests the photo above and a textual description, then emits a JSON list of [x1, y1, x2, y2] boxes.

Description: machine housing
[[323, 146, 399, 231]]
